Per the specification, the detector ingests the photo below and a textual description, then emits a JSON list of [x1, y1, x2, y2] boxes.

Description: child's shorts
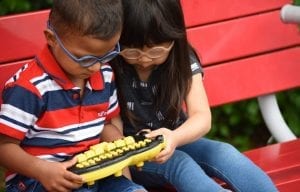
[[6, 175, 147, 192]]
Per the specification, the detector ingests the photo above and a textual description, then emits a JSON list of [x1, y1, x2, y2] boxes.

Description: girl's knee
[[171, 150, 194, 163], [216, 142, 239, 154]]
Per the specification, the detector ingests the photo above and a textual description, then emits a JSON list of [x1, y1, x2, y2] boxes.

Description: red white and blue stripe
[[0, 46, 119, 181]]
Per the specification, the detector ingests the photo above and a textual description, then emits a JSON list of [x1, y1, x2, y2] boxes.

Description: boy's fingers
[[65, 171, 83, 184], [62, 157, 77, 168], [62, 158, 83, 182]]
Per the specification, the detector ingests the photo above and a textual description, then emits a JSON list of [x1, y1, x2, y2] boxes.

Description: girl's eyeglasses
[[120, 41, 174, 60], [47, 21, 120, 67]]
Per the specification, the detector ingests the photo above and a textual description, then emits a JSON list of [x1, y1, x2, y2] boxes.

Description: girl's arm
[[147, 73, 211, 163], [172, 73, 211, 146]]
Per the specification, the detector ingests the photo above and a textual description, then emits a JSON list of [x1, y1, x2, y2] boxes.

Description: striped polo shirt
[[0, 46, 119, 181]]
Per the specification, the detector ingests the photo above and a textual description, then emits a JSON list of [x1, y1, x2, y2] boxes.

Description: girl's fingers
[[145, 130, 162, 138]]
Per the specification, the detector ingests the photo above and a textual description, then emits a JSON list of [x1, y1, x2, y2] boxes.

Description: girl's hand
[[145, 128, 177, 164], [35, 157, 83, 192]]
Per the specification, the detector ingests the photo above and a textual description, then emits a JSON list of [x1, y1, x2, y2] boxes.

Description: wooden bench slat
[[149, 140, 300, 192], [244, 139, 300, 191], [0, 10, 48, 64], [203, 47, 300, 107], [269, 165, 300, 185], [244, 140, 300, 182], [258, 152, 300, 171], [182, 0, 291, 27], [7, 48, 300, 107], [276, 179, 300, 192], [187, 10, 300, 65], [245, 139, 300, 158]]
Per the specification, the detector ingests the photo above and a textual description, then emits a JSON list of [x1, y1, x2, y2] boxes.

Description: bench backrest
[[183, 0, 300, 107], [0, 0, 300, 107]]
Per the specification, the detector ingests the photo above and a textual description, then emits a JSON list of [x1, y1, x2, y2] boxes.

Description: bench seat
[[245, 139, 300, 191], [148, 139, 300, 192]]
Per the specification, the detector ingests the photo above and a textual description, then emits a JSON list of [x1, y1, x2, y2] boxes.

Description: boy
[[0, 0, 146, 191]]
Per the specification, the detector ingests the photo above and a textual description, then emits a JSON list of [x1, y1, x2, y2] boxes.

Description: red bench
[[0, 0, 300, 191]]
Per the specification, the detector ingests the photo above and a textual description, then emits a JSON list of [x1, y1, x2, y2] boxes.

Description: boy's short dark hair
[[49, 0, 123, 40]]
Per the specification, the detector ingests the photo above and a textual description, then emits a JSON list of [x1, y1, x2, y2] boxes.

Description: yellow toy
[[69, 133, 166, 185]]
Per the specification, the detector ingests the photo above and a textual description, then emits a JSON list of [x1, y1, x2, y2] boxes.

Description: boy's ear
[[44, 29, 56, 47]]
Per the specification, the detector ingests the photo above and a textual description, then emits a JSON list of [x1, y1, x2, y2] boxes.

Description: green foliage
[[295, 0, 300, 6], [0, 0, 52, 16], [208, 99, 268, 152], [207, 88, 300, 152], [277, 88, 300, 136]]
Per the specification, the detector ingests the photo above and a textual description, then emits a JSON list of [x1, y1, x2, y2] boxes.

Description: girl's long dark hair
[[113, 0, 195, 128]]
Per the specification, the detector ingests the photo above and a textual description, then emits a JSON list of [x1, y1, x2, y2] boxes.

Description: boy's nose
[[87, 62, 101, 72]]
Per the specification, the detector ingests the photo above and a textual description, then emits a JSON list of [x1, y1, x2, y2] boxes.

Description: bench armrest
[[257, 94, 297, 142], [281, 4, 300, 24]]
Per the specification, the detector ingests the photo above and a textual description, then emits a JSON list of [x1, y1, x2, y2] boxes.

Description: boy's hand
[[36, 157, 83, 192], [145, 128, 177, 164]]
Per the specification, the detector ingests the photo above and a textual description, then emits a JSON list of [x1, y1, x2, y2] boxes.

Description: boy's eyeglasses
[[119, 41, 174, 60], [47, 21, 120, 67]]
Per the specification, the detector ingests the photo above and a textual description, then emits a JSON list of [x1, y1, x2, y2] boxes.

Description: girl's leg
[[131, 150, 228, 192], [178, 138, 278, 192], [75, 176, 146, 192]]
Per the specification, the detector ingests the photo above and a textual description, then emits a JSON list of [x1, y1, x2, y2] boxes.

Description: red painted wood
[[245, 141, 300, 172], [187, 10, 300, 66], [203, 47, 300, 107], [245, 139, 300, 192], [149, 139, 300, 192], [0, 10, 49, 64], [181, 0, 292, 27], [277, 179, 300, 192], [0, 3, 298, 66], [269, 165, 300, 187], [245, 139, 300, 160]]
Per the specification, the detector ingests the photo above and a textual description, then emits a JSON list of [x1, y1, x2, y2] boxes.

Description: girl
[[111, 0, 278, 191]]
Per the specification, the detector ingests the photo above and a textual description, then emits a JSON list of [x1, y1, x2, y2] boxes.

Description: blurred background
[[0, 0, 299, 191]]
